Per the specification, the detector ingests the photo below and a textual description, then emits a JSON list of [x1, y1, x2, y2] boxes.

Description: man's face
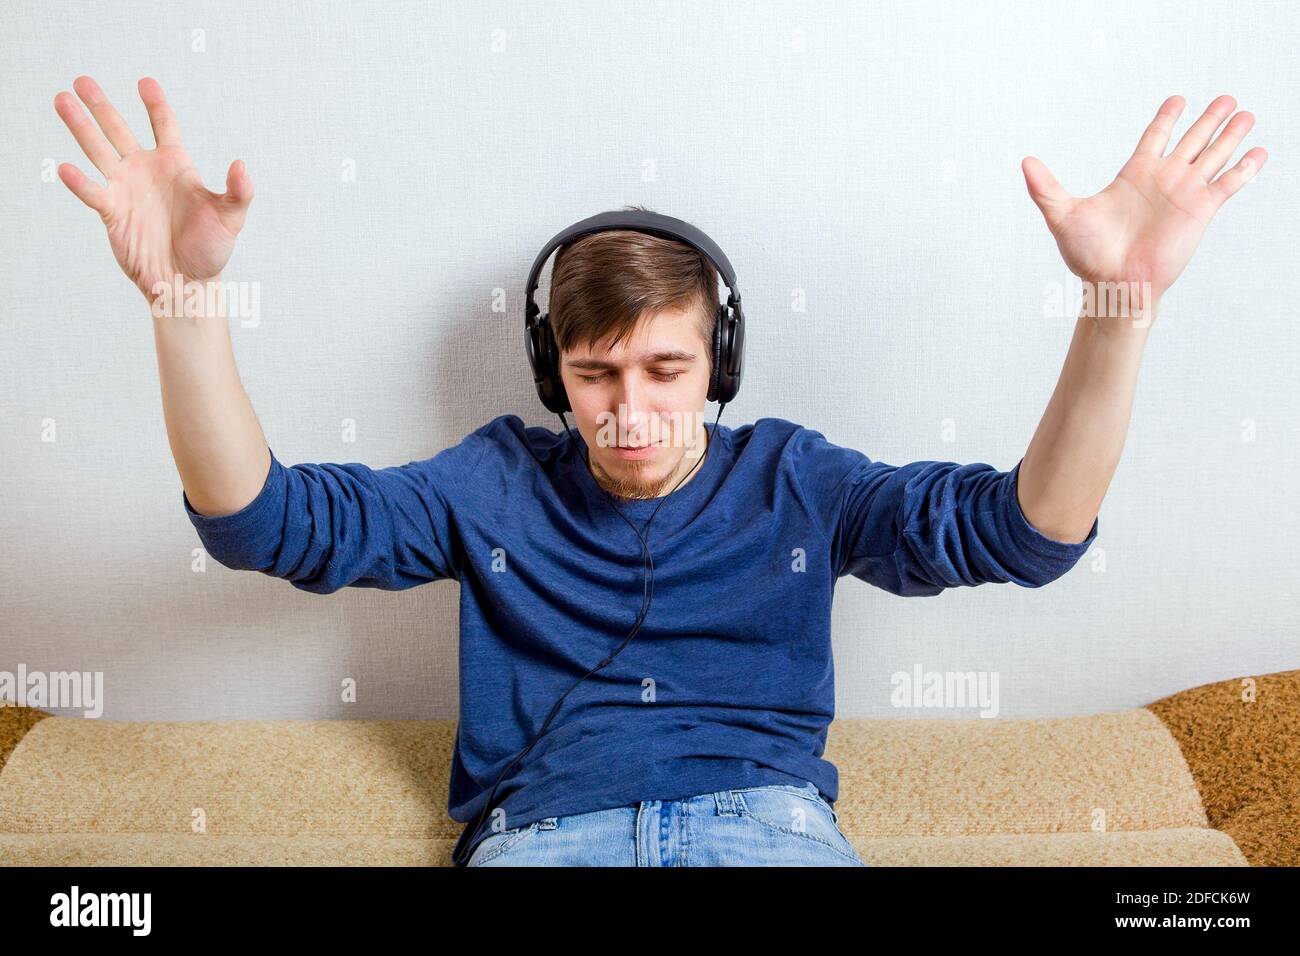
[[561, 304, 711, 500]]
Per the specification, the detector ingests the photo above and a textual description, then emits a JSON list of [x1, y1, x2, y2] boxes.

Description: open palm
[[1022, 95, 1266, 303], [54, 76, 253, 302]]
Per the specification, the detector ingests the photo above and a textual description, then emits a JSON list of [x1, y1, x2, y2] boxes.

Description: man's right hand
[[54, 75, 254, 305]]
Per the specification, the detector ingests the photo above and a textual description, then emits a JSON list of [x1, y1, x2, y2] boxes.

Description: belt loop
[[713, 789, 739, 816]]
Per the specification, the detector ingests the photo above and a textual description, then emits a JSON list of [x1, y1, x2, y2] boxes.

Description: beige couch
[[2, 670, 1294, 866]]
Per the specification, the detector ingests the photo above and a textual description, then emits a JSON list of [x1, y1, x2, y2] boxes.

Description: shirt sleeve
[[790, 427, 1098, 597], [182, 433, 489, 594]]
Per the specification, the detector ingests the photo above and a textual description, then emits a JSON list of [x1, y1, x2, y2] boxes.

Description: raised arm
[[1017, 95, 1267, 542], [790, 427, 1096, 598], [53, 74, 486, 595], [181, 440, 488, 593], [53, 75, 263, 516]]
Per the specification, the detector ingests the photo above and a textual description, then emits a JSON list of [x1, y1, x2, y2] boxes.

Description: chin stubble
[[590, 456, 679, 500], [590, 431, 709, 501]]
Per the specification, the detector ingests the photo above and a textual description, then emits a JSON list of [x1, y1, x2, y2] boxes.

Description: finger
[[1021, 155, 1074, 228], [1208, 147, 1267, 209], [53, 90, 119, 175], [72, 75, 142, 157], [217, 159, 254, 232], [1131, 95, 1186, 159], [56, 162, 109, 215], [137, 76, 183, 147], [1192, 110, 1255, 181], [1170, 95, 1236, 162]]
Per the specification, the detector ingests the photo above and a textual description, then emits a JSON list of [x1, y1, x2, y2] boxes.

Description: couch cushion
[[0, 699, 1248, 866], [2, 709, 1201, 839], [0, 827, 1245, 867], [854, 829, 1245, 866], [1146, 669, 1300, 866], [0, 703, 50, 773], [0, 833, 452, 866], [826, 709, 1207, 836], [0, 717, 461, 840]]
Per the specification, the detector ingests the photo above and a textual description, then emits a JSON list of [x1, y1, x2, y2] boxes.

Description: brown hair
[[548, 204, 720, 372]]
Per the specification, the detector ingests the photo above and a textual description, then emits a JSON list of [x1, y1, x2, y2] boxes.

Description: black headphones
[[524, 209, 746, 412], [451, 210, 744, 867]]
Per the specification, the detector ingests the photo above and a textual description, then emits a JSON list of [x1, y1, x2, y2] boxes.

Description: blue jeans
[[466, 781, 867, 866]]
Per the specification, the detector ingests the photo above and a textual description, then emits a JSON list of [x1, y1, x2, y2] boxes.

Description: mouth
[[612, 442, 661, 460]]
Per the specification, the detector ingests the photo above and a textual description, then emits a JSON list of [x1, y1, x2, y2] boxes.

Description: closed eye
[[578, 371, 684, 384]]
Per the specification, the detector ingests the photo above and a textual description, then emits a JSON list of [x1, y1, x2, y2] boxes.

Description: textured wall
[[3, 0, 1296, 720]]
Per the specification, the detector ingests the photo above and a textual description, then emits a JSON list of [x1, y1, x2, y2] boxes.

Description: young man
[[54, 76, 1265, 866]]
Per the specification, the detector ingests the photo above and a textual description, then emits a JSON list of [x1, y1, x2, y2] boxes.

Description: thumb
[[217, 159, 254, 231], [1021, 156, 1073, 228]]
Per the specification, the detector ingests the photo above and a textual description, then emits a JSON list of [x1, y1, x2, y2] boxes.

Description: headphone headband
[[524, 209, 742, 322]]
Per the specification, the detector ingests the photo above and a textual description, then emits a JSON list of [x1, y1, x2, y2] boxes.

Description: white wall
[[3, 0, 1296, 720]]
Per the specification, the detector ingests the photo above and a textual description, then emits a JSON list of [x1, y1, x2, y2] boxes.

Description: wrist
[[1078, 277, 1161, 334], [144, 272, 228, 321]]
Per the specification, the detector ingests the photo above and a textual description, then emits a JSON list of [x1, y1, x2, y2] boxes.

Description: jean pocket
[[731, 782, 833, 817], [731, 784, 858, 862], [467, 822, 536, 866]]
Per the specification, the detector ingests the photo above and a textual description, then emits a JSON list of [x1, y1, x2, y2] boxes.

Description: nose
[[617, 379, 649, 441]]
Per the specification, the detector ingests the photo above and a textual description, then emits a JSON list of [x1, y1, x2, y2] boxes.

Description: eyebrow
[[564, 350, 697, 370]]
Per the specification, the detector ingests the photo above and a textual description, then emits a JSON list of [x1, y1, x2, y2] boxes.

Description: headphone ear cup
[[725, 308, 743, 400], [708, 305, 725, 403], [543, 317, 571, 413]]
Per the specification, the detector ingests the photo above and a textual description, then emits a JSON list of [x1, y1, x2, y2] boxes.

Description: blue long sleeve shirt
[[183, 414, 1097, 860]]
